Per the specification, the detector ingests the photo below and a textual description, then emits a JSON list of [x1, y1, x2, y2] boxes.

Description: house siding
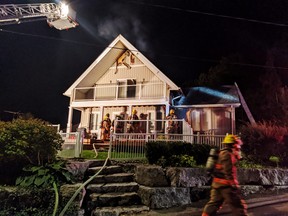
[[183, 107, 232, 135]]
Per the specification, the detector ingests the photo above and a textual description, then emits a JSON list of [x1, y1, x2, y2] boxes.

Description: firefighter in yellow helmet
[[128, 109, 139, 133], [100, 113, 111, 141], [202, 134, 247, 216], [166, 109, 179, 136]]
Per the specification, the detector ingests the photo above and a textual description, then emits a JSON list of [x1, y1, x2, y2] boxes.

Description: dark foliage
[[145, 141, 211, 167]]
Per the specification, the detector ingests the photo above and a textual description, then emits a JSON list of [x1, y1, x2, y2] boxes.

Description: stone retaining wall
[[135, 165, 288, 209]]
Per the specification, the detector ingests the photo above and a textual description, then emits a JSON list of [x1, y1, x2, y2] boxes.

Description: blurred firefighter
[[112, 107, 129, 133], [100, 113, 111, 141], [166, 109, 179, 135], [128, 109, 139, 133], [202, 134, 247, 216], [139, 113, 148, 133], [112, 115, 124, 133]]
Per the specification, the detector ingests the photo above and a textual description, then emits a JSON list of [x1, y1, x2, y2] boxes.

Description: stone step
[[92, 205, 150, 216], [87, 165, 123, 175], [89, 192, 141, 207], [89, 173, 134, 184], [86, 159, 111, 167], [87, 182, 139, 193]]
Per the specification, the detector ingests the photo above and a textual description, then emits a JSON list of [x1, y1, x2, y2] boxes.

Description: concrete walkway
[[134, 193, 288, 216]]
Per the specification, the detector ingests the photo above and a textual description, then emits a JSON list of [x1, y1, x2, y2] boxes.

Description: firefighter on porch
[[100, 113, 111, 141], [166, 109, 179, 134]]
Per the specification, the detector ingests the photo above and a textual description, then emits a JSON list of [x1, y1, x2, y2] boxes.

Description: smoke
[[68, 1, 152, 53], [96, 3, 150, 52]]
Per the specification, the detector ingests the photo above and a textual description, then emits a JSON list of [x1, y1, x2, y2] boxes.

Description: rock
[[138, 185, 191, 209], [260, 169, 288, 185], [240, 185, 263, 196], [238, 168, 288, 185], [238, 168, 262, 185], [60, 183, 84, 198], [190, 186, 211, 202], [135, 165, 169, 187], [60, 184, 84, 215], [66, 161, 90, 182], [166, 167, 210, 187]]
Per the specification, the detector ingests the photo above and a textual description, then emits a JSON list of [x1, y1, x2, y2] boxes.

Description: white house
[[63, 34, 180, 137]]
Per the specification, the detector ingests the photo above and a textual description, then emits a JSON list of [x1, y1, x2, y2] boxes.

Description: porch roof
[[173, 85, 241, 108]]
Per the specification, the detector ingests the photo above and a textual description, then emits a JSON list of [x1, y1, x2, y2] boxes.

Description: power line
[[0, 28, 101, 47], [1, 27, 288, 71], [125, 1, 288, 27]]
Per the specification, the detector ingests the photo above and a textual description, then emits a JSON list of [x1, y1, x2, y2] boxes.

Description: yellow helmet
[[169, 109, 175, 115], [132, 109, 137, 115], [222, 134, 236, 144]]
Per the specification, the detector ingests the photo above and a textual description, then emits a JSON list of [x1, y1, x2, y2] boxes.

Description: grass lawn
[[58, 149, 107, 159], [58, 149, 146, 160]]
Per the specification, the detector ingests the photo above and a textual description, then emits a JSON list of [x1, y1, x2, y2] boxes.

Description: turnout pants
[[202, 186, 247, 216]]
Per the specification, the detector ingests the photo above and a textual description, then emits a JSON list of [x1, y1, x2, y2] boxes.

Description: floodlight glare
[[60, 2, 69, 19]]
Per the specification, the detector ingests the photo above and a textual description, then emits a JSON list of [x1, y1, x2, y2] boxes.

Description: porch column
[[128, 105, 132, 116], [231, 106, 236, 134], [100, 106, 104, 120], [99, 106, 104, 139], [165, 103, 170, 116], [163, 83, 167, 99], [66, 106, 73, 133]]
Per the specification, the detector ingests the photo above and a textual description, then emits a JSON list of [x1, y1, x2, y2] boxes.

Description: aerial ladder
[[0, 2, 78, 30]]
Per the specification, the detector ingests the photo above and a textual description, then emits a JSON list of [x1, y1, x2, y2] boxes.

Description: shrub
[[239, 121, 288, 167], [145, 141, 211, 167], [16, 160, 73, 188], [0, 118, 64, 184], [169, 155, 197, 167]]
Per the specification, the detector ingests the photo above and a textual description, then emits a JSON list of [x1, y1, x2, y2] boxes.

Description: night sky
[[1, 0, 288, 129]]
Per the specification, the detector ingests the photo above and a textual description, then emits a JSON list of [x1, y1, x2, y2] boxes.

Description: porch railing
[[109, 132, 225, 160], [72, 82, 165, 101], [59, 119, 226, 160]]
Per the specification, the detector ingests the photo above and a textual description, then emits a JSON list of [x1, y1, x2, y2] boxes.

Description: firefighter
[[202, 134, 247, 216], [127, 109, 139, 133], [166, 109, 178, 134], [139, 113, 148, 133], [112, 115, 124, 133], [100, 113, 111, 141]]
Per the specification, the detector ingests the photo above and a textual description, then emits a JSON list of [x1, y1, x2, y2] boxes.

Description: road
[[136, 193, 288, 216], [245, 202, 288, 216], [219, 200, 288, 216]]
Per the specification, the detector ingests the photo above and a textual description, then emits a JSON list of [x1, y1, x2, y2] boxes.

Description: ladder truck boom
[[0, 2, 78, 30]]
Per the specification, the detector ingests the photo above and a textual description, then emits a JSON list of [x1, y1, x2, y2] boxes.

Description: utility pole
[[234, 82, 256, 125]]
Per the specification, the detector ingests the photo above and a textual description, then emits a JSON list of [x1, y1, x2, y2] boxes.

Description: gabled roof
[[173, 85, 241, 108], [64, 34, 179, 97]]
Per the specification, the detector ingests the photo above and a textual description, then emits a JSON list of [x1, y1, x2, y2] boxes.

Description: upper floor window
[[117, 79, 136, 98]]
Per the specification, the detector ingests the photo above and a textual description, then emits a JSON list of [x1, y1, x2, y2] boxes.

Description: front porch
[[59, 119, 226, 160]]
